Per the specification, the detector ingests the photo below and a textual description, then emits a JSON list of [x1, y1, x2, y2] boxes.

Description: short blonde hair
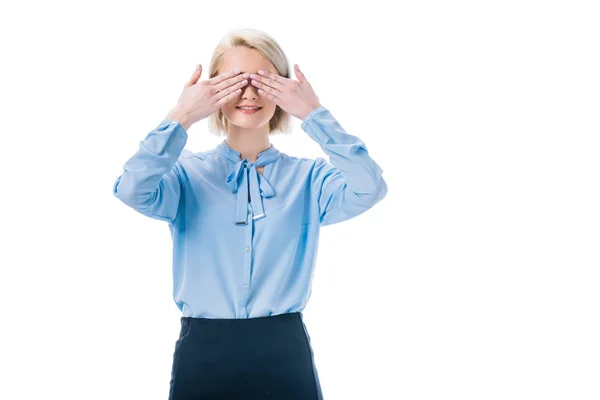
[[207, 28, 292, 136]]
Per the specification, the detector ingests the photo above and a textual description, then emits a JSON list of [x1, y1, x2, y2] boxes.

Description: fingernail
[[233, 68, 240, 74], [196, 64, 200, 71]]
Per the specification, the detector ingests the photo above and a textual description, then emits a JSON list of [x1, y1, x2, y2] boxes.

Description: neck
[[225, 125, 271, 163]]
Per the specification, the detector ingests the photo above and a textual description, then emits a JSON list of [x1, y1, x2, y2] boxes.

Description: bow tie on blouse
[[216, 140, 281, 226]]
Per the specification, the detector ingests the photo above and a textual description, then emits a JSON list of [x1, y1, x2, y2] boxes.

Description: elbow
[[366, 177, 388, 207], [112, 175, 143, 209], [366, 177, 388, 203], [350, 178, 387, 208], [113, 175, 125, 200], [377, 178, 388, 203], [366, 166, 388, 205], [114, 176, 162, 215]]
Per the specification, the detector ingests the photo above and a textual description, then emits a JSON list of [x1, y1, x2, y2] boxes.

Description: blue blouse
[[112, 106, 388, 318]]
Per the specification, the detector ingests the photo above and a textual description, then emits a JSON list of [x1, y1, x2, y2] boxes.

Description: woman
[[113, 28, 387, 399]]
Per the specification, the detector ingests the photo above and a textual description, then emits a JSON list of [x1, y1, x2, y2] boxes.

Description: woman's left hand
[[249, 64, 322, 121]]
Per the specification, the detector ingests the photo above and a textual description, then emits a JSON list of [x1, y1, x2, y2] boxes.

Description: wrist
[[301, 104, 323, 121], [166, 108, 191, 131]]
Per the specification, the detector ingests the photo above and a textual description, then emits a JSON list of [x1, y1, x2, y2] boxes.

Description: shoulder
[[179, 148, 217, 161], [278, 152, 333, 181], [173, 148, 218, 177], [279, 151, 319, 168]]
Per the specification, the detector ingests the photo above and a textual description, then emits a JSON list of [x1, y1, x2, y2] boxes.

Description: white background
[[1, 1, 599, 399]]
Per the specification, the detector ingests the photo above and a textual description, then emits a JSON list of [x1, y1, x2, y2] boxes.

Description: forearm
[[302, 106, 387, 196], [113, 118, 188, 210]]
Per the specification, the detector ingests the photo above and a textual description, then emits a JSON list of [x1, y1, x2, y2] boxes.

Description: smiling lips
[[237, 106, 262, 114]]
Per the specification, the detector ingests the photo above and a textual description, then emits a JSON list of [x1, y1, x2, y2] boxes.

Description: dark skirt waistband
[[182, 310, 301, 324], [169, 311, 323, 399], [178, 311, 305, 344]]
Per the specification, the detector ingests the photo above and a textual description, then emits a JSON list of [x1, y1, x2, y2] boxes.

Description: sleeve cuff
[[301, 106, 334, 144], [157, 118, 188, 139], [301, 106, 329, 126]]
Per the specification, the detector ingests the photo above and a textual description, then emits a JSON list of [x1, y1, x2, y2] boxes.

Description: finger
[[293, 64, 308, 84], [252, 70, 285, 91], [185, 64, 202, 88], [257, 69, 287, 85], [215, 86, 244, 107], [251, 78, 281, 97], [214, 72, 249, 93], [214, 77, 248, 104], [206, 68, 242, 86], [213, 77, 248, 102], [257, 87, 281, 103]]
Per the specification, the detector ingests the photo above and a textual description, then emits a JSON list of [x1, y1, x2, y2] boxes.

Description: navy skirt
[[168, 311, 324, 399]]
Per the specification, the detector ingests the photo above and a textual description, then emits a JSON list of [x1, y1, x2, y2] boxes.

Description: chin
[[231, 121, 268, 129], [224, 108, 274, 129]]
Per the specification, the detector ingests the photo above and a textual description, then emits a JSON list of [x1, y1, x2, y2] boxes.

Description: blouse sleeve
[[112, 119, 188, 225], [301, 106, 388, 226]]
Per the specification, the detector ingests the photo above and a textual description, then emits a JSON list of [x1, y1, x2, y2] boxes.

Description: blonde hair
[[207, 28, 292, 136]]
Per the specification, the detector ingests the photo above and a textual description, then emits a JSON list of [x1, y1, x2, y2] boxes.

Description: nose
[[240, 79, 259, 95]]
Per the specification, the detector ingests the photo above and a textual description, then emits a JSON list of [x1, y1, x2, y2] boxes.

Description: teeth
[[238, 106, 261, 110]]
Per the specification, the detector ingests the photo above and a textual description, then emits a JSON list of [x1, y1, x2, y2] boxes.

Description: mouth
[[236, 106, 263, 114]]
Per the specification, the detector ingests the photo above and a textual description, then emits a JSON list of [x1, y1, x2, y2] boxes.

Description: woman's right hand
[[168, 64, 250, 129]]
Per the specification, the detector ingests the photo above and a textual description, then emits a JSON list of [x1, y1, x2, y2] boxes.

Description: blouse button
[[245, 246, 250, 253], [242, 284, 248, 290]]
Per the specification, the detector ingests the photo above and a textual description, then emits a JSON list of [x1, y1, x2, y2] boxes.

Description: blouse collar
[[216, 140, 281, 226]]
